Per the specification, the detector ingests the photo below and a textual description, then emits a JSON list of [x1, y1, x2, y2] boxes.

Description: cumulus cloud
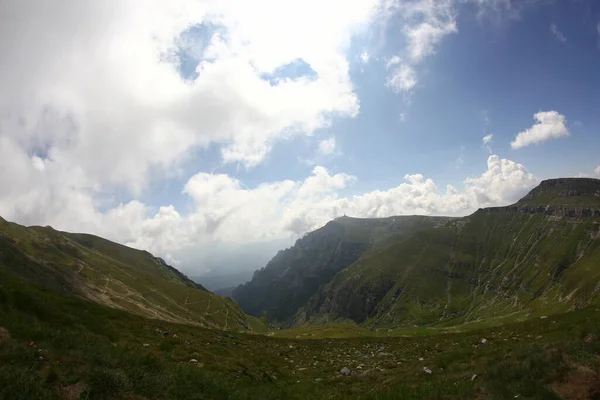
[[0, 0, 379, 189], [464, 155, 537, 207], [595, 165, 600, 177], [550, 24, 567, 43], [511, 111, 570, 149]]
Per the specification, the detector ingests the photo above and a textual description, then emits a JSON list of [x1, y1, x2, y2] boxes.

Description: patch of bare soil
[[551, 366, 600, 400]]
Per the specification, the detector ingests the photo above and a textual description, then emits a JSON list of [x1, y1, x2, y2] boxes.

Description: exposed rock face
[[233, 216, 453, 323], [484, 205, 600, 217], [517, 178, 600, 206]]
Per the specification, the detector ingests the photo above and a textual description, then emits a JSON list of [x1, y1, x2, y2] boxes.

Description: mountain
[[191, 270, 255, 292], [232, 215, 454, 323], [214, 286, 236, 297], [303, 178, 600, 327], [0, 217, 266, 332]]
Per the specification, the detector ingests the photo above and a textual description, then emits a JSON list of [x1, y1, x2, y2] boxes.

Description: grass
[[2, 267, 600, 399], [0, 217, 266, 333]]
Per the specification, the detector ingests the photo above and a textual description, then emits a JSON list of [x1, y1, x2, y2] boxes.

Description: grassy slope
[[306, 182, 600, 328], [233, 215, 453, 323], [2, 267, 600, 399], [0, 217, 266, 332]]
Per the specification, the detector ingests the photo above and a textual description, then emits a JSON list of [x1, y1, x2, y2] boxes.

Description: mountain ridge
[[0, 217, 266, 332], [233, 215, 455, 323], [300, 178, 600, 327]]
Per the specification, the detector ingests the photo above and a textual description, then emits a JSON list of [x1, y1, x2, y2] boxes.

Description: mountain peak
[[517, 177, 600, 206]]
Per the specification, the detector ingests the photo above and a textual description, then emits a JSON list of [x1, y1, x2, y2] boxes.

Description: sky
[[0, 0, 599, 275]]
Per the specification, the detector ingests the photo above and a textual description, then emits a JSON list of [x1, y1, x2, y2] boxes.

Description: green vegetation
[[0, 217, 266, 332], [2, 267, 600, 399], [303, 179, 600, 328], [233, 215, 453, 324], [2, 178, 600, 399]]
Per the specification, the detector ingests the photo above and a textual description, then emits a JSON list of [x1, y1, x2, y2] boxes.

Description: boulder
[[340, 367, 351, 376]]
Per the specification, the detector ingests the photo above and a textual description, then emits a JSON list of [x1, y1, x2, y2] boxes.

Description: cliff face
[[517, 178, 600, 207], [303, 178, 600, 327], [232, 216, 454, 323], [484, 205, 600, 217]]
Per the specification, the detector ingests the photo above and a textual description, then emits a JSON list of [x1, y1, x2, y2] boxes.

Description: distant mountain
[[214, 286, 236, 297], [303, 178, 600, 327], [191, 270, 255, 292], [0, 217, 266, 332], [232, 215, 455, 323]]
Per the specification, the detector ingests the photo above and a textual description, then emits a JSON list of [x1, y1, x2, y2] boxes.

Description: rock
[[584, 334, 597, 343], [378, 345, 385, 352], [540, 316, 548, 319], [480, 338, 487, 344], [340, 367, 351, 376], [189, 359, 198, 364], [0, 327, 10, 343], [315, 378, 323, 383], [471, 374, 478, 381], [173, 334, 178, 338], [423, 367, 432, 375], [142, 343, 150, 347]]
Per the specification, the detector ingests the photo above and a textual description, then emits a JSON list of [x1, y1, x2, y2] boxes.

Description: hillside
[[233, 216, 454, 323], [303, 178, 600, 327], [3, 262, 600, 399], [0, 217, 266, 332]]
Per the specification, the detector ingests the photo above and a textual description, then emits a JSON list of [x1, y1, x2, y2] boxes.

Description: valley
[[1, 178, 600, 399]]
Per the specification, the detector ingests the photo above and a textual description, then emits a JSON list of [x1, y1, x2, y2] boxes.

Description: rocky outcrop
[[483, 205, 600, 218]]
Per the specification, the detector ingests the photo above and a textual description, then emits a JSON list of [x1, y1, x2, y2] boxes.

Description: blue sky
[[144, 0, 600, 211], [1, 0, 599, 274]]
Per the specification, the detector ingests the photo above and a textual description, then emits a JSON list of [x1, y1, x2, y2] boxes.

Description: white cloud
[[0, 136, 538, 272], [482, 133, 493, 153], [482, 134, 494, 145], [551, 24, 566, 43], [386, 57, 417, 92], [360, 52, 371, 63], [464, 155, 537, 207], [317, 137, 338, 156], [511, 111, 570, 149], [595, 165, 600, 176], [0, 0, 381, 190], [383, 0, 456, 95], [400, 0, 458, 63]]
